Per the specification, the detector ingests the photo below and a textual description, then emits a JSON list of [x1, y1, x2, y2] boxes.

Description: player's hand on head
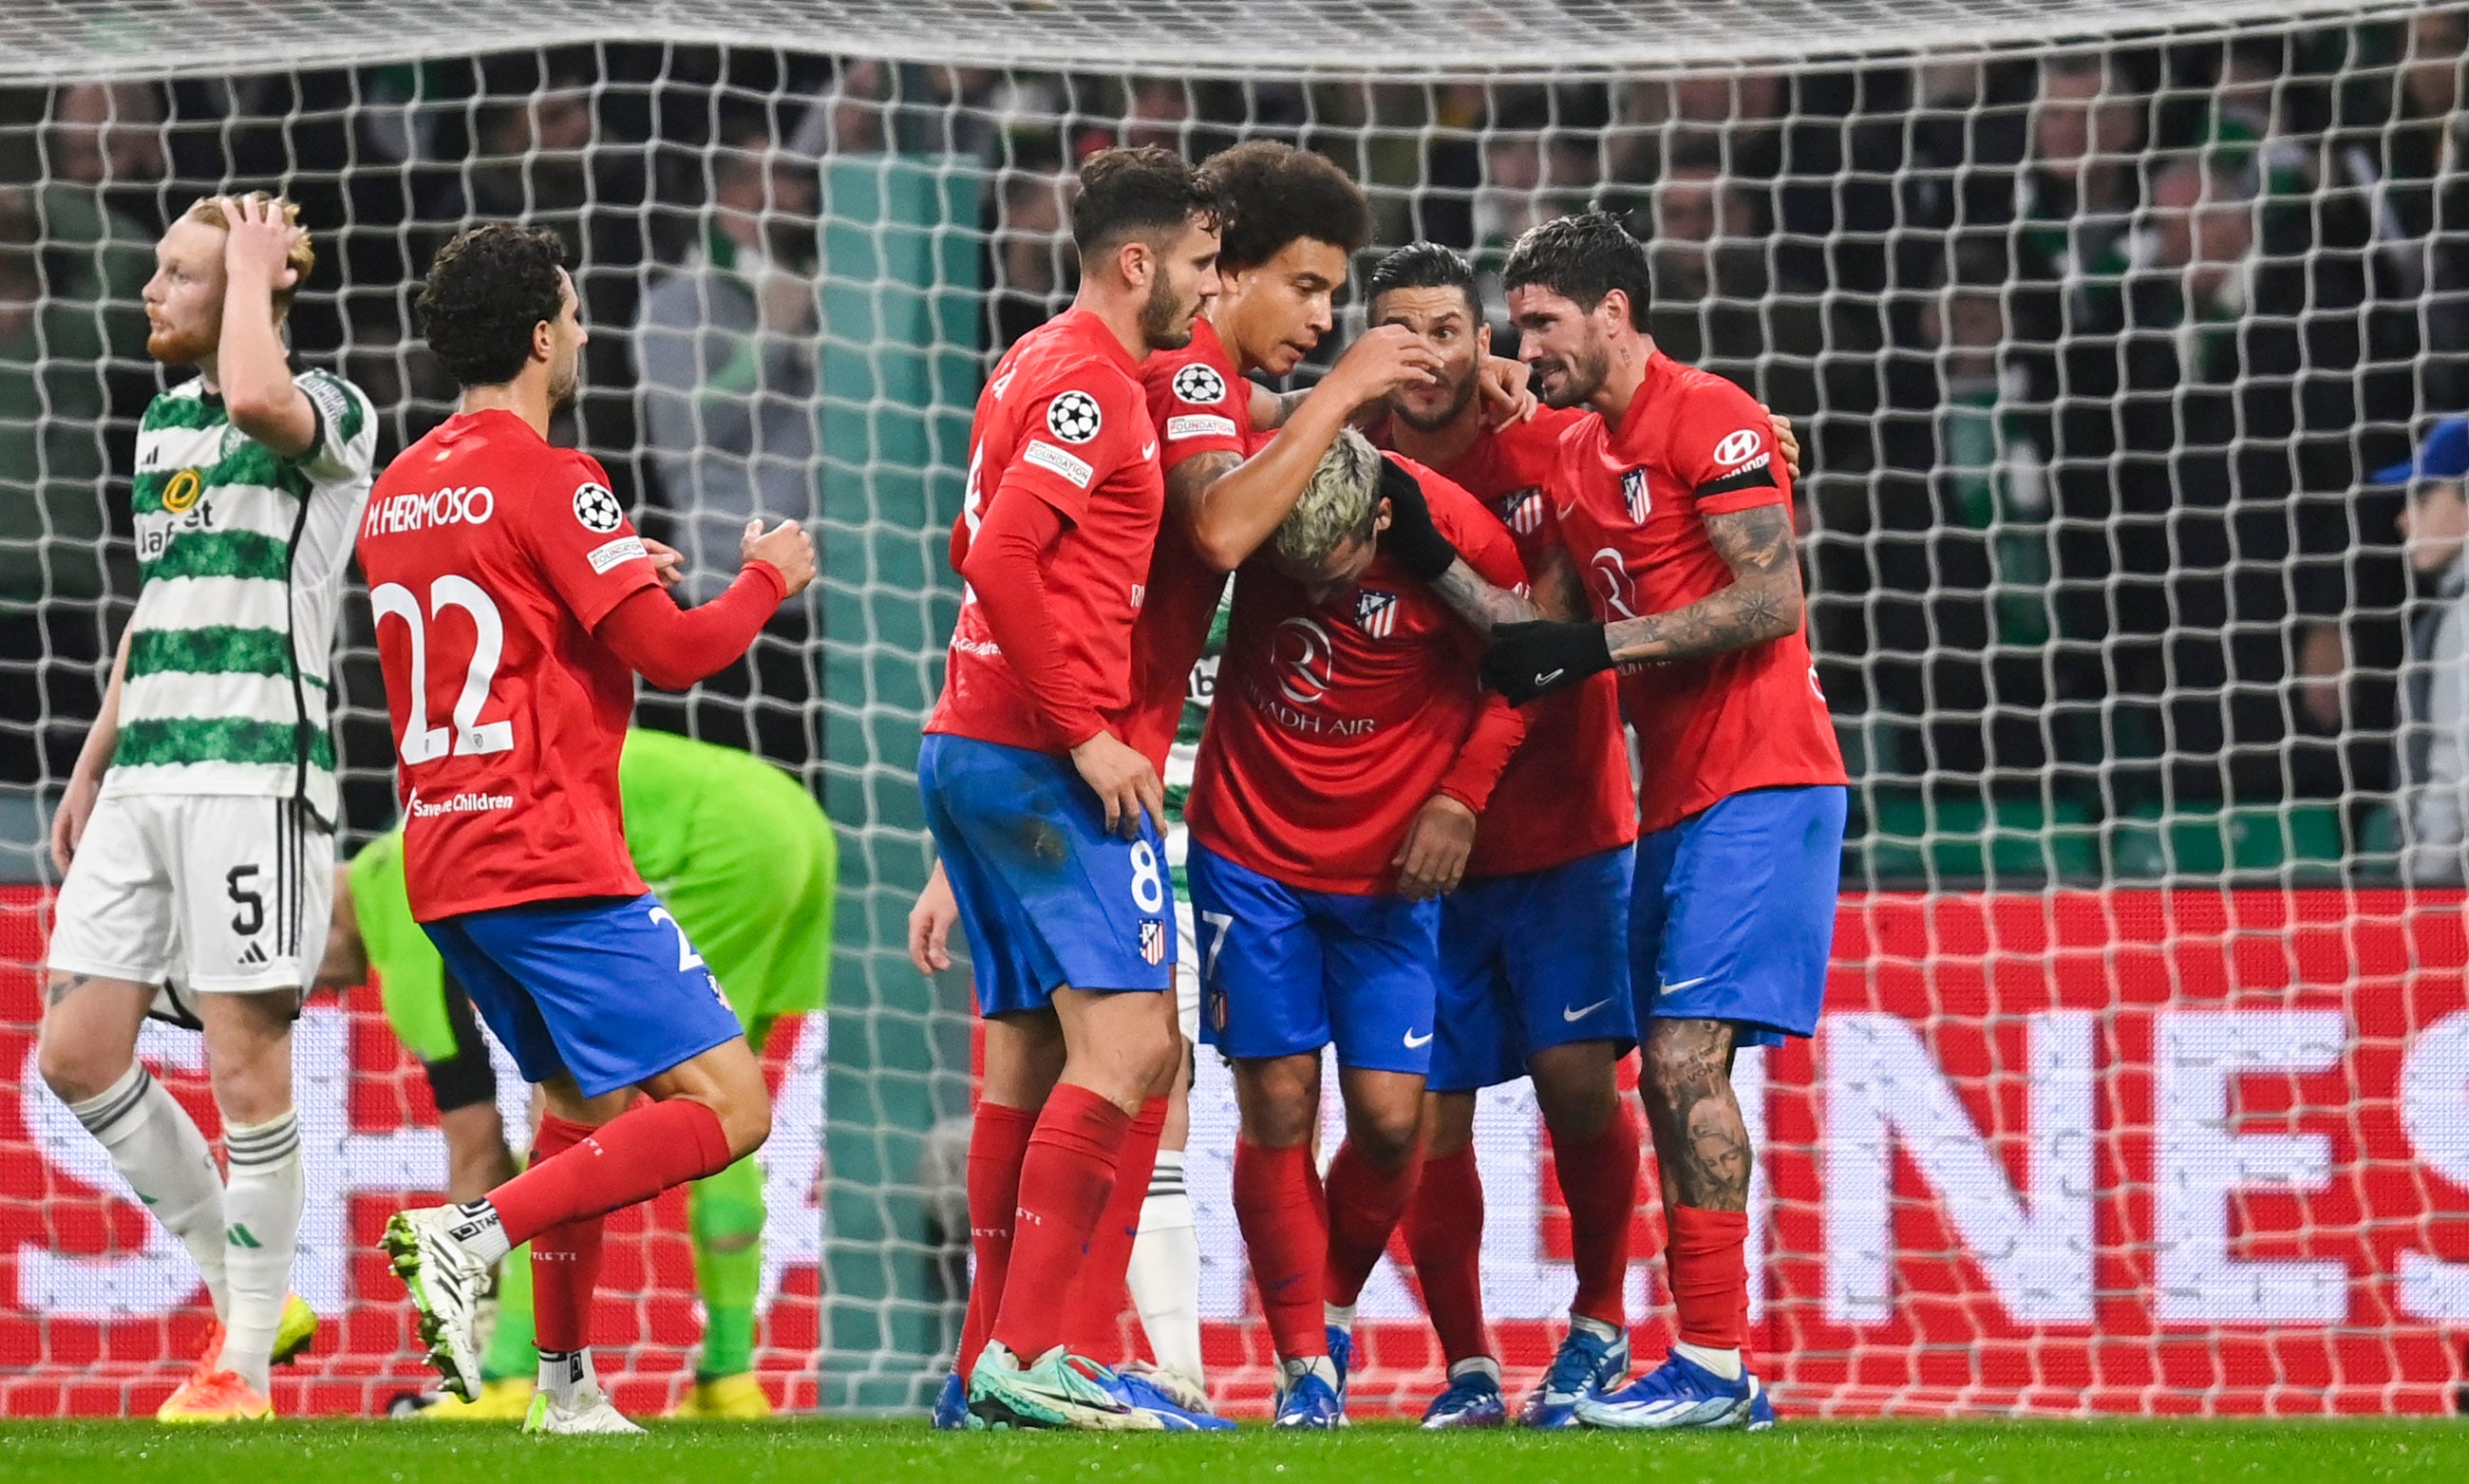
[[48, 772, 99, 873], [640, 536, 686, 590], [1482, 619, 1615, 704], [1375, 457, 1463, 585], [1763, 406, 1801, 480], [220, 194, 305, 291], [742, 517, 817, 597], [1068, 729, 1164, 841], [1327, 322, 1444, 408], [1392, 794, 1479, 899], [1479, 354, 1540, 428], [908, 862, 959, 975]]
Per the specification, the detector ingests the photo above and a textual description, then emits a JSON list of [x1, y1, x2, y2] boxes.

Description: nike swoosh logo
[[1140, 440, 1159, 460], [1555, 501, 1578, 518], [1534, 668, 1564, 687], [1404, 1029, 1434, 1048], [1562, 997, 1613, 1022], [1660, 975, 1711, 993]]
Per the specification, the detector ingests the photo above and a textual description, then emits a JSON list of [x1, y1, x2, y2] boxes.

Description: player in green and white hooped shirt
[[40, 193, 376, 1423]]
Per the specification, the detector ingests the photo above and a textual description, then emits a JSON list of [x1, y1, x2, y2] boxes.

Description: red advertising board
[[4, 886, 2465, 1417]]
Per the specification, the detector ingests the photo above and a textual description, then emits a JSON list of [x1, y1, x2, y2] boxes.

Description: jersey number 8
[[371, 576, 515, 766]]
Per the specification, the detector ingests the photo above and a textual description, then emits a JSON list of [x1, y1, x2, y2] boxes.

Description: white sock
[[1323, 1301, 1356, 1336], [1128, 1153, 1204, 1387], [1447, 1356, 1501, 1384], [220, 1111, 304, 1392], [1279, 1354, 1339, 1391], [1570, 1313, 1621, 1343], [449, 1200, 514, 1266], [537, 1346, 598, 1406], [68, 1065, 230, 1319], [1674, 1341, 1743, 1381]]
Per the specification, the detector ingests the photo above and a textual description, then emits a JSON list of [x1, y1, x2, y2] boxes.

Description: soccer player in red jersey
[[1417, 214, 1847, 1429], [1366, 244, 1804, 1429], [1182, 430, 1528, 1427], [1362, 243, 1641, 1428], [918, 147, 1231, 1432], [359, 224, 815, 1434]]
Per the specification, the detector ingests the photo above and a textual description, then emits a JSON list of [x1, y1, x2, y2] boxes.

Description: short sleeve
[[990, 379, 1141, 525], [1678, 382, 1789, 515], [517, 453, 663, 630], [292, 368, 378, 485], [1142, 347, 1249, 471], [1427, 469, 1532, 593]]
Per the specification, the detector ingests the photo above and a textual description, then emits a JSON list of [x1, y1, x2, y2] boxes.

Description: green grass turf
[[1, 1418, 2464, 1484]]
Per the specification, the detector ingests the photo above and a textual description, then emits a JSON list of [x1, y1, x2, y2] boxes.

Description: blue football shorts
[[423, 892, 745, 1099], [1185, 840, 1439, 1075], [918, 733, 1176, 1018], [1630, 785, 1847, 1048], [1432, 844, 1637, 1093]]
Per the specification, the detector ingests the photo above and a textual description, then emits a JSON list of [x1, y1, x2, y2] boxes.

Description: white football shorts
[[48, 794, 333, 1017]]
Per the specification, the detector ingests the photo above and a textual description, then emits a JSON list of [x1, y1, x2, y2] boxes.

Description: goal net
[[2, 0, 2465, 1420]]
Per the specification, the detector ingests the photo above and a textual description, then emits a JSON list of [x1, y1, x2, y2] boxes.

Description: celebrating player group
[[911, 140, 1844, 1433]]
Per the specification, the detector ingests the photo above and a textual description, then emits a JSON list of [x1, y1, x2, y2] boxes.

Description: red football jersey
[[357, 409, 658, 921], [1551, 351, 1847, 835], [1122, 318, 1253, 772], [1405, 407, 1638, 879], [1186, 460, 1530, 894], [927, 308, 1166, 753]]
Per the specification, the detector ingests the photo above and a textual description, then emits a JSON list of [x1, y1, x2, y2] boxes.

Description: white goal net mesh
[[2, 0, 2466, 1420]]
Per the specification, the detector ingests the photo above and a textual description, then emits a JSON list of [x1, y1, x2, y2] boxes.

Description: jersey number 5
[[371, 576, 515, 766]]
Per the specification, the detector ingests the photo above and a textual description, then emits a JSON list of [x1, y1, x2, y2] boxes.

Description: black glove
[[1482, 620, 1614, 704], [1376, 456, 1462, 584]]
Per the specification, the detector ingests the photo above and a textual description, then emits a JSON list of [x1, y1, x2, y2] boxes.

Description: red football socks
[[1401, 1145, 1490, 1364], [1324, 1138, 1421, 1308], [1063, 1096, 1167, 1362], [1552, 1112, 1642, 1330], [1233, 1139, 1329, 1362], [524, 1115, 607, 1352], [488, 1097, 734, 1248], [956, 1100, 1036, 1381], [1667, 1205, 1749, 1349], [989, 1083, 1131, 1362]]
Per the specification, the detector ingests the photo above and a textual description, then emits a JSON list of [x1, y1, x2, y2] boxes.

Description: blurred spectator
[[0, 184, 116, 783], [2383, 416, 2469, 883], [989, 168, 1068, 351], [1852, 249, 2089, 785], [635, 124, 821, 595], [35, 83, 161, 397], [2335, 8, 2469, 418], [1644, 149, 1879, 478]]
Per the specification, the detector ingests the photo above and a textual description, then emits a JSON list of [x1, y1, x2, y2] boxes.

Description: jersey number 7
[[371, 575, 515, 765]]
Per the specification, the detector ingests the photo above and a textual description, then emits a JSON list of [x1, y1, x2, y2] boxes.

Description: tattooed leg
[[1640, 1017, 1748, 1212]]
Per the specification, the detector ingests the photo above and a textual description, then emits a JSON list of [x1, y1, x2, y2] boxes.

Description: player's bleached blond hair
[[1273, 426, 1384, 570], [181, 192, 315, 321]]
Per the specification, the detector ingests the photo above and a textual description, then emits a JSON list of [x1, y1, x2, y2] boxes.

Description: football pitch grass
[[1, 1418, 2464, 1484]]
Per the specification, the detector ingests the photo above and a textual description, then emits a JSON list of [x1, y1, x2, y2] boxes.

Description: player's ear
[[1476, 321, 1493, 356], [1596, 289, 1630, 331], [532, 314, 554, 365], [1114, 236, 1154, 293]]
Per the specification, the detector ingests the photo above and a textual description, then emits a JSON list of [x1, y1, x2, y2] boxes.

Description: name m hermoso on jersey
[[364, 484, 498, 535]]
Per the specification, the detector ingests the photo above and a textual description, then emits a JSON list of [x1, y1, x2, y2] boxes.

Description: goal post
[[1, 0, 2464, 1419]]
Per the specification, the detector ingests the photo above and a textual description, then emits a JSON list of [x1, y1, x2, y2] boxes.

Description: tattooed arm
[[1426, 542, 1586, 636], [1480, 503, 1804, 704], [1601, 503, 1802, 665]]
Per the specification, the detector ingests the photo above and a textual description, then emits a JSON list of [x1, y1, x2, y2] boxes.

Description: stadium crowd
[[4, 11, 2469, 873]]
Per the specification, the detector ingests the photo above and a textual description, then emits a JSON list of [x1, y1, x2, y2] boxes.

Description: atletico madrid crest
[[1622, 466, 1652, 524], [1140, 918, 1167, 966], [1499, 487, 1544, 535], [1354, 590, 1399, 638]]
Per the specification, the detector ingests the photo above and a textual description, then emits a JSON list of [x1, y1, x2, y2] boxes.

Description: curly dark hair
[[1501, 211, 1652, 327], [1071, 145, 1231, 257], [1204, 141, 1370, 275], [415, 223, 571, 389]]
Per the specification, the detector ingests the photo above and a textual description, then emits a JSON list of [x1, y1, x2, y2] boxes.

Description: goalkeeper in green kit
[[318, 728, 835, 1420]]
